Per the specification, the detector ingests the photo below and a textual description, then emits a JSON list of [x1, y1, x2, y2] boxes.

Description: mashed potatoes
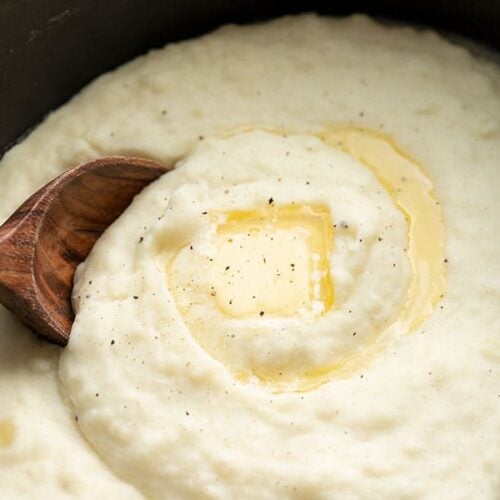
[[1, 13, 500, 499]]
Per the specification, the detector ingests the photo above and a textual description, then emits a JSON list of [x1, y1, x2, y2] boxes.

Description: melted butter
[[168, 126, 446, 392], [0, 419, 15, 448], [210, 204, 334, 319], [319, 126, 446, 333]]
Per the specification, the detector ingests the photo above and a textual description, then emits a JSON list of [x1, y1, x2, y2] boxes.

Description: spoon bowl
[[0, 156, 170, 345]]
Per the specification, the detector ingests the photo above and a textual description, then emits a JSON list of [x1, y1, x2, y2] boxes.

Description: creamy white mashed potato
[[0, 13, 500, 500]]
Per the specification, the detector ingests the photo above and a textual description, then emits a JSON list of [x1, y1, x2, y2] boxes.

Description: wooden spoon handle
[[0, 156, 170, 345]]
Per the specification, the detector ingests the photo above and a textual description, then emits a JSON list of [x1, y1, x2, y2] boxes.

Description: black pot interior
[[1, 0, 499, 156]]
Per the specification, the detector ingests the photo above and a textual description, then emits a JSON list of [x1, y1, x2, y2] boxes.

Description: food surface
[[1, 14, 500, 499]]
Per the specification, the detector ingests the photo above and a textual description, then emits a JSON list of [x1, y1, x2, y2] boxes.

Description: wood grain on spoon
[[0, 156, 170, 346]]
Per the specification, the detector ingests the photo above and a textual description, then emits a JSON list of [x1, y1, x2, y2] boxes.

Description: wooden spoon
[[0, 156, 170, 346]]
